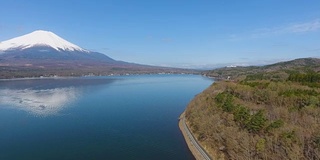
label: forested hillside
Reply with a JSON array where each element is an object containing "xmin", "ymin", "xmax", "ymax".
[{"xmin": 185, "ymin": 58, "xmax": 320, "ymax": 159}]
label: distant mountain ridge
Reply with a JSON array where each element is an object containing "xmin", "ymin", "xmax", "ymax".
[
  {"xmin": 264, "ymin": 58, "xmax": 320, "ymax": 70},
  {"xmin": 204, "ymin": 58, "xmax": 320, "ymax": 80}
]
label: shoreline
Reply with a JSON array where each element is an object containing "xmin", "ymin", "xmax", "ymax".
[
  {"xmin": 0, "ymin": 76, "xmax": 77, "ymax": 81},
  {"xmin": 179, "ymin": 111, "xmax": 212, "ymax": 160},
  {"xmin": 0, "ymin": 73, "xmax": 201, "ymax": 81}
]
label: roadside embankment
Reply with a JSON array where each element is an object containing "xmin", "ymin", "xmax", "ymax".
[{"xmin": 179, "ymin": 112, "xmax": 212, "ymax": 160}]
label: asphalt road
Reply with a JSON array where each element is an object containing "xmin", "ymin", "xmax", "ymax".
[{"xmin": 182, "ymin": 117, "xmax": 212, "ymax": 160}]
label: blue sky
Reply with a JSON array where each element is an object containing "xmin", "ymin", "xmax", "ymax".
[{"xmin": 0, "ymin": 0, "xmax": 320, "ymax": 68}]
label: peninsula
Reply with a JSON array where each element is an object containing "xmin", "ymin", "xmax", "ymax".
[{"xmin": 181, "ymin": 58, "xmax": 320, "ymax": 159}]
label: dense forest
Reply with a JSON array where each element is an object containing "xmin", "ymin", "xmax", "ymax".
[{"xmin": 185, "ymin": 58, "xmax": 320, "ymax": 159}]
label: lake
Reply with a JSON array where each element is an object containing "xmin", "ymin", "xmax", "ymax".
[{"xmin": 0, "ymin": 74, "xmax": 213, "ymax": 160}]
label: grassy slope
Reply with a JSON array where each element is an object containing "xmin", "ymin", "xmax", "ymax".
[{"xmin": 185, "ymin": 58, "xmax": 320, "ymax": 159}]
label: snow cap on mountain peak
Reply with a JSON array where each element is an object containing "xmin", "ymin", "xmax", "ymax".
[{"xmin": 0, "ymin": 30, "xmax": 89, "ymax": 52}]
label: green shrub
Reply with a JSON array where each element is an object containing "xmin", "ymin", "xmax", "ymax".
[
  {"xmin": 245, "ymin": 110, "xmax": 267, "ymax": 133},
  {"xmin": 234, "ymin": 105, "xmax": 250, "ymax": 126},
  {"xmin": 256, "ymin": 138, "xmax": 266, "ymax": 152},
  {"xmin": 266, "ymin": 119, "xmax": 284, "ymax": 132}
]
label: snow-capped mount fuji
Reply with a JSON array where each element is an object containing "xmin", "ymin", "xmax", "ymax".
[
  {"xmin": 0, "ymin": 30, "xmax": 116, "ymax": 63},
  {"xmin": 0, "ymin": 30, "xmax": 185, "ymax": 78},
  {"xmin": 0, "ymin": 30, "xmax": 88, "ymax": 52}
]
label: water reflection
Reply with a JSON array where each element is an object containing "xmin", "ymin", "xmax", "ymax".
[
  {"xmin": 0, "ymin": 77, "xmax": 118, "ymax": 116},
  {"xmin": 0, "ymin": 87, "xmax": 78, "ymax": 116}
]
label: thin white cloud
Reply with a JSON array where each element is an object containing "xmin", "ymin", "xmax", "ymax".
[
  {"xmin": 228, "ymin": 19, "xmax": 320, "ymax": 40},
  {"xmin": 251, "ymin": 19, "xmax": 320, "ymax": 38},
  {"xmin": 287, "ymin": 19, "xmax": 320, "ymax": 33}
]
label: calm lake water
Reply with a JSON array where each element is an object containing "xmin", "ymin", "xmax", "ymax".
[{"xmin": 0, "ymin": 74, "xmax": 213, "ymax": 160}]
